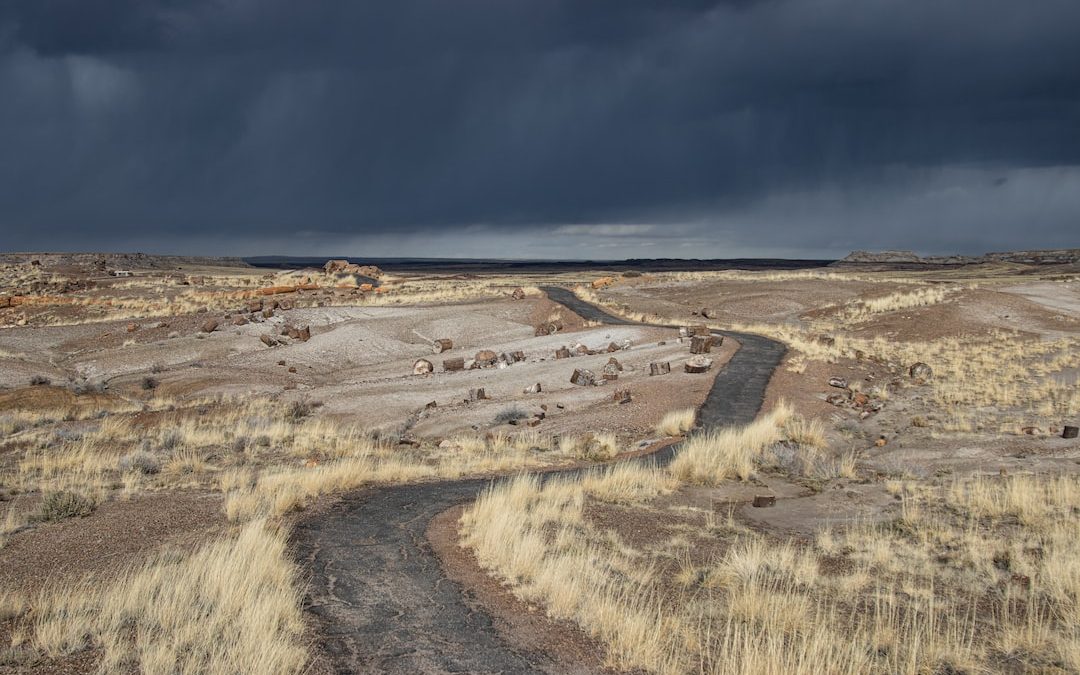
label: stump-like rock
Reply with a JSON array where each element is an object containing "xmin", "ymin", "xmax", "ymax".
[
  {"xmin": 909, "ymin": 362, "xmax": 933, "ymax": 383},
  {"xmin": 413, "ymin": 358, "xmax": 434, "ymax": 375},
  {"xmin": 432, "ymin": 339, "xmax": 453, "ymax": 353},
  {"xmin": 570, "ymin": 369, "xmax": 597, "ymax": 386},
  {"xmin": 684, "ymin": 356, "xmax": 713, "ymax": 373}
]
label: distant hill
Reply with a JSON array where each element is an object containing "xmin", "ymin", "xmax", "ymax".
[
  {"xmin": 244, "ymin": 256, "xmax": 835, "ymax": 273},
  {"xmin": 834, "ymin": 249, "xmax": 1080, "ymax": 267}
]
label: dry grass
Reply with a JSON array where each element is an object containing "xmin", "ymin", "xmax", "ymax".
[
  {"xmin": 656, "ymin": 408, "xmax": 696, "ymax": 437},
  {"xmin": 668, "ymin": 403, "xmax": 792, "ymax": 484},
  {"xmin": 12, "ymin": 520, "xmax": 307, "ymax": 673},
  {"xmin": 462, "ymin": 455, "xmax": 1080, "ymax": 674}
]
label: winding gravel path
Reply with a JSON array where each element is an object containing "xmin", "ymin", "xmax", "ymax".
[{"xmin": 293, "ymin": 288, "xmax": 785, "ymax": 674}]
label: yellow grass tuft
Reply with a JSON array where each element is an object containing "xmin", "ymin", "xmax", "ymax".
[
  {"xmin": 26, "ymin": 520, "xmax": 307, "ymax": 673},
  {"xmin": 655, "ymin": 408, "xmax": 696, "ymax": 437}
]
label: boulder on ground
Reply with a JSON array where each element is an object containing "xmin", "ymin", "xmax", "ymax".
[
  {"xmin": 649, "ymin": 362, "xmax": 671, "ymax": 376},
  {"xmin": 555, "ymin": 346, "xmax": 571, "ymax": 359},
  {"xmin": 260, "ymin": 334, "xmax": 278, "ymax": 347},
  {"xmin": 413, "ymin": 358, "xmax": 434, "ymax": 375},
  {"xmin": 606, "ymin": 342, "xmax": 621, "ymax": 353},
  {"xmin": 825, "ymin": 393, "xmax": 848, "ymax": 406},
  {"xmin": 612, "ymin": 389, "xmax": 632, "ymax": 404},
  {"xmin": 510, "ymin": 287, "xmax": 526, "ymax": 300},
  {"xmin": 474, "ymin": 350, "xmax": 498, "ymax": 368},
  {"xmin": 324, "ymin": 259, "xmax": 350, "ymax": 273},
  {"xmin": 684, "ymin": 356, "xmax": 713, "ymax": 374},
  {"xmin": 570, "ymin": 369, "xmax": 597, "ymax": 386},
  {"xmin": 601, "ymin": 362, "xmax": 620, "ymax": 381},
  {"xmin": 909, "ymin": 362, "xmax": 933, "ymax": 383},
  {"xmin": 828, "ymin": 377, "xmax": 848, "ymax": 389},
  {"xmin": 690, "ymin": 335, "xmax": 712, "ymax": 354},
  {"xmin": 524, "ymin": 382, "xmax": 542, "ymax": 394},
  {"xmin": 534, "ymin": 324, "xmax": 550, "ymax": 336},
  {"xmin": 285, "ymin": 325, "xmax": 311, "ymax": 342},
  {"xmin": 200, "ymin": 319, "xmax": 218, "ymax": 333},
  {"xmin": 232, "ymin": 316, "xmax": 248, "ymax": 326}
]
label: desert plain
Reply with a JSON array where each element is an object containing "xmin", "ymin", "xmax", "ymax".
[{"xmin": 0, "ymin": 251, "xmax": 1078, "ymax": 674}]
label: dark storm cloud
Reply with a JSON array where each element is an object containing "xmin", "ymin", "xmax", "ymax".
[{"xmin": 0, "ymin": 0, "xmax": 1078, "ymax": 256}]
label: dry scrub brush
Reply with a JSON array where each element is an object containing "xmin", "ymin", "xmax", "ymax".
[
  {"xmin": 462, "ymin": 445, "xmax": 1080, "ymax": 673},
  {"xmin": 7, "ymin": 520, "xmax": 307, "ymax": 674}
]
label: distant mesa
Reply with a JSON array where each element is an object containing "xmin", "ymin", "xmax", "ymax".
[{"xmin": 835, "ymin": 248, "xmax": 1080, "ymax": 267}]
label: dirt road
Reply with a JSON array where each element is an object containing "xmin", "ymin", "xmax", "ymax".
[{"xmin": 292, "ymin": 288, "xmax": 785, "ymax": 674}]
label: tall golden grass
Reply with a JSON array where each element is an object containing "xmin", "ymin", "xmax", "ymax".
[{"xmin": 16, "ymin": 520, "xmax": 307, "ymax": 674}]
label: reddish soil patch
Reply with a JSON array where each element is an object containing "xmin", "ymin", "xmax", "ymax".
[{"xmin": 0, "ymin": 491, "xmax": 224, "ymax": 595}]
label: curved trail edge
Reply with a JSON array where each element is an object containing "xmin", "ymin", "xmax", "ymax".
[{"xmin": 293, "ymin": 287, "xmax": 786, "ymax": 674}]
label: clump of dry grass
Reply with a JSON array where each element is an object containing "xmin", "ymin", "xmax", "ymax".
[
  {"xmin": 656, "ymin": 409, "xmax": 696, "ymax": 437},
  {"xmin": 20, "ymin": 519, "xmax": 307, "ymax": 673},
  {"xmin": 463, "ymin": 456, "xmax": 1080, "ymax": 674},
  {"xmin": 668, "ymin": 403, "xmax": 792, "ymax": 484}
]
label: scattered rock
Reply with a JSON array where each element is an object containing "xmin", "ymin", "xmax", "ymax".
[
  {"xmin": 606, "ymin": 342, "xmax": 621, "ymax": 353},
  {"xmin": 413, "ymin": 358, "xmax": 434, "ymax": 375},
  {"xmin": 828, "ymin": 377, "xmax": 848, "ymax": 389},
  {"xmin": 474, "ymin": 350, "xmax": 498, "ymax": 368},
  {"xmin": 612, "ymin": 389, "xmax": 632, "ymax": 404},
  {"xmin": 432, "ymin": 338, "xmax": 453, "ymax": 353},
  {"xmin": 825, "ymin": 393, "xmax": 848, "ymax": 406},
  {"xmin": 442, "ymin": 357, "xmax": 466, "ymax": 372},
  {"xmin": 649, "ymin": 362, "xmax": 671, "ymax": 376},
  {"xmin": 555, "ymin": 346, "xmax": 572, "ymax": 360},
  {"xmin": 875, "ymin": 436, "xmax": 888, "ymax": 447},
  {"xmin": 534, "ymin": 324, "xmax": 551, "ymax": 337},
  {"xmin": 570, "ymin": 369, "xmax": 597, "ymax": 386},
  {"xmin": 852, "ymin": 392, "xmax": 870, "ymax": 407},
  {"xmin": 200, "ymin": 319, "xmax": 218, "ymax": 333},
  {"xmin": 510, "ymin": 287, "xmax": 526, "ymax": 300},
  {"xmin": 684, "ymin": 355, "xmax": 713, "ymax": 373},
  {"xmin": 524, "ymin": 382, "xmax": 542, "ymax": 394},
  {"xmin": 909, "ymin": 362, "xmax": 933, "ymax": 383},
  {"xmin": 288, "ymin": 366, "xmax": 297, "ymax": 373},
  {"xmin": 690, "ymin": 335, "xmax": 713, "ymax": 354},
  {"xmin": 126, "ymin": 322, "xmax": 140, "ymax": 333},
  {"xmin": 260, "ymin": 334, "xmax": 278, "ymax": 348},
  {"xmin": 601, "ymin": 362, "xmax": 620, "ymax": 381},
  {"xmin": 232, "ymin": 316, "xmax": 248, "ymax": 326},
  {"xmin": 752, "ymin": 495, "xmax": 776, "ymax": 508}
]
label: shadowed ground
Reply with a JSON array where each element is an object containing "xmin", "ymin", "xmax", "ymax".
[{"xmin": 292, "ymin": 288, "xmax": 785, "ymax": 674}]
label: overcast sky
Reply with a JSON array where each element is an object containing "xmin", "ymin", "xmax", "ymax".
[{"xmin": 1, "ymin": 0, "xmax": 1078, "ymax": 259}]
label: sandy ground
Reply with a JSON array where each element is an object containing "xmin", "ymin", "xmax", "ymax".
[{"xmin": 0, "ymin": 298, "xmax": 727, "ymax": 438}]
